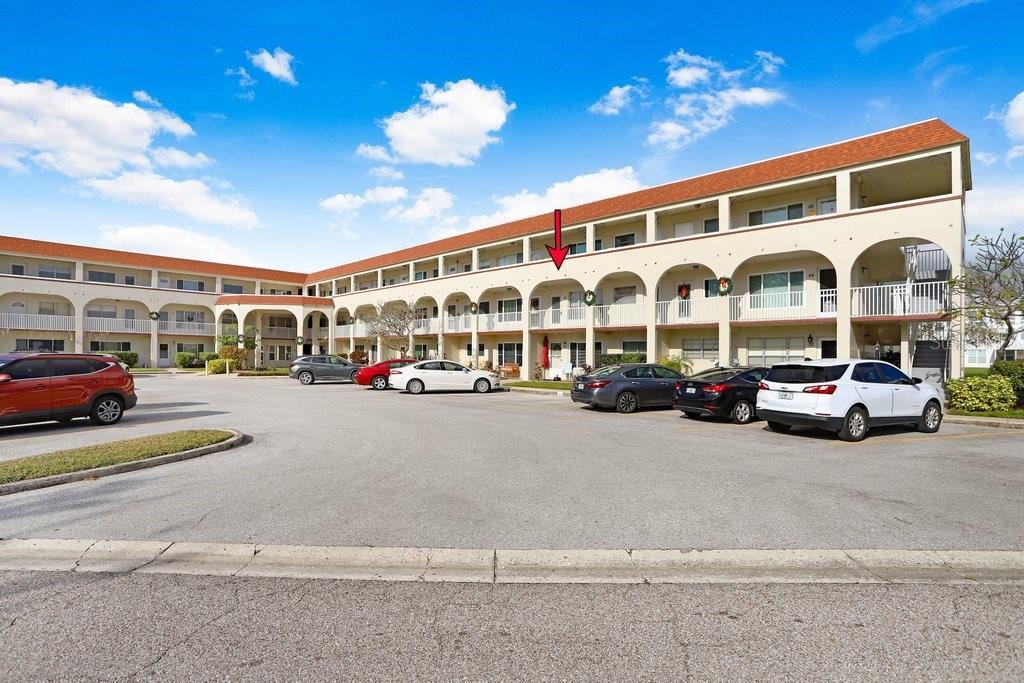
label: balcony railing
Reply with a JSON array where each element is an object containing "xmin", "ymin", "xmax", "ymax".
[
  {"xmin": 594, "ymin": 302, "xmax": 645, "ymax": 327},
  {"xmin": 729, "ymin": 290, "xmax": 837, "ymax": 322},
  {"xmin": 529, "ymin": 305, "xmax": 586, "ymax": 329},
  {"xmin": 444, "ymin": 315, "xmax": 471, "ymax": 333},
  {"xmin": 851, "ymin": 282, "xmax": 949, "ymax": 318},
  {"xmin": 158, "ymin": 321, "xmax": 217, "ymax": 336},
  {"xmin": 655, "ymin": 298, "xmax": 720, "ymax": 325},
  {"xmin": 478, "ymin": 311, "xmax": 522, "ymax": 332},
  {"xmin": 84, "ymin": 317, "xmax": 152, "ymax": 334},
  {"xmin": 412, "ymin": 318, "xmax": 441, "ymax": 334},
  {"xmin": 351, "ymin": 322, "xmax": 369, "ymax": 337},
  {"xmin": 262, "ymin": 326, "xmax": 298, "ymax": 339},
  {"xmin": 0, "ymin": 312, "xmax": 75, "ymax": 332}
]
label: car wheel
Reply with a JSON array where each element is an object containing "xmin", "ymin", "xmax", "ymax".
[
  {"xmin": 299, "ymin": 371, "xmax": 315, "ymax": 385},
  {"xmin": 473, "ymin": 378, "xmax": 491, "ymax": 393},
  {"xmin": 767, "ymin": 421, "xmax": 791, "ymax": 433},
  {"xmin": 616, "ymin": 391, "xmax": 638, "ymax": 414},
  {"xmin": 90, "ymin": 396, "xmax": 124, "ymax": 425},
  {"xmin": 407, "ymin": 379, "xmax": 425, "ymax": 395},
  {"xmin": 730, "ymin": 400, "xmax": 755, "ymax": 425},
  {"xmin": 683, "ymin": 411, "xmax": 701, "ymax": 419},
  {"xmin": 838, "ymin": 406, "xmax": 869, "ymax": 442},
  {"xmin": 371, "ymin": 375, "xmax": 387, "ymax": 391},
  {"xmin": 918, "ymin": 401, "xmax": 942, "ymax": 433}
]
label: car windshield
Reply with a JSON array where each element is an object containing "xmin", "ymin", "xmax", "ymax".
[
  {"xmin": 590, "ymin": 365, "xmax": 621, "ymax": 378},
  {"xmin": 0, "ymin": 356, "xmax": 13, "ymax": 370},
  {"xmin": 766, "ymin": 364, "xmax": 849, "ymax": 383},
  {"xmin": 690, "ymin": 369, "xmax": 737, "ymax": 383}
]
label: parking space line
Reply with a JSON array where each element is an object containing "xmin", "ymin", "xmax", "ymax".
[{"xmin": 826, "ymin": 430, "xmax": 1014, "ymax": 447}]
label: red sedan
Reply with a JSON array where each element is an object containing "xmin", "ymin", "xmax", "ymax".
[{"xmin": 354, "ymin": 358, "xmax": 417, "ymax": 390}]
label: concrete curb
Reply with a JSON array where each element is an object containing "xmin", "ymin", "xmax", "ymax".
[
  {"xmin": 0, "ymin": 430, "xmax": 245, "ymax": 497},
  {"xmin": 505, "ymin": 386, "xmax": 570, "ymax": 397},
  {"xmin": 2, "ymin": 539, "xmax": 1023, "ymax": 585},
  {"xmin": 944, "ymin": 415, "xmax": 1024, "ymax": 430}
]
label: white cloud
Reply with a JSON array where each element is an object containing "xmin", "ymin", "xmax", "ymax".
[
  {"xmin": 1008, "ymin": 145, "xmax": 1024, "ymax": 164},
  {"xmin": 318, "ymin": 185, "xmax": 408, "ymax": 213},
  {"xmin": 467, "ymin": 167, "xmax": 642, "ymax": 229},
  {"xmin": 965, "ymin": 182, "xmax": 1024, "ymax": 234},
  {"xmin": 151, "ymin": 146, "xmax": 214, "ymax": 169},
  {"xmin": 247, "ymin": 47, "xmax": 297, "ymax": 86},
  {"xmin": 589, "ymin": 82, "xmax": 646, "ymax": 116},
  {"xmin": 0, "ymin": 77, "xmax": 193, "ymax": 177},
  {"xmin": 100, "ymin": 225, "xmax": 256, "ymax": 264},
  {"xmin": 604, "ymin": 49, "xmax": 789, "ymax": 151},
  {"xmin": 362, "ymin": 79, "xmax": 515, "ymax": 166},
  {"xmin": 855, "ymin": 0, "xmax": 984, "ymax": 52},
  {"xmin": 225, "ymin": 66, "xmax": 256, "ymax": 87},
  {"xmin": 369, "ymin": 165, "xmax": 404, "ymax": 180},
  {"xmin": 386, "ymin": 187, "xmax": 454, "ymax": 223},
  {"xmin": 995, "ymin": 91, "xmax": 1024, "ymax": 142},
  {"xmin": 973, "ymin": 151, "xmax": 998, "ymax": 166},
  {"xmin": 327, "ymin": 221, "xmax": 360, "ymax": 241},
  {"xmin": 82, "ymin": 171, "xmax": 259, "ymax": 229},
  {"xmin": 132, "ymin": 90, "xmax": 161, "ymax": 107}
]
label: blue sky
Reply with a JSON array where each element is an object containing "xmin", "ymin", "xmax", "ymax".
[{"xmin": 1, "ymin": 1, "xmax": 1022, "ymax": 272}]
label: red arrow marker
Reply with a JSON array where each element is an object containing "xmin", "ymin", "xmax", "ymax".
[{"xmin": 545, "ymin": 208, "xmax": 570, "ymax": 270}]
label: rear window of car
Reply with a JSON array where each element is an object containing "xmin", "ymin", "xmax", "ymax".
[
  {"xmin": 691, "ymin": 369, "xmax": 737, "ymax": 383},
  {"xmin": 766, "ymin": 364, "xmax": 849, "ymax": 383},
  {"xmin": 591, "ymin": 365, "xmax": 621, "ymax": 378}
]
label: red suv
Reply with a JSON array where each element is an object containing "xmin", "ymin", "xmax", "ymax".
[
  {"xmin": 354, "ymin": 358, "xmax": 417, "ymax": 390},
  {"xmin": 0, "ymin": 352, "xmax": 137, "ymax": 427}
]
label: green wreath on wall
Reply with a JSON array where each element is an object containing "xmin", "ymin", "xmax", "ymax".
[
  {"xmin": 717, "ymin": 276, "xmax": 734, "ymax": 296},
  {"xmin": 583, "ymin": 290, "xmax": 597, "ymax": 306}
]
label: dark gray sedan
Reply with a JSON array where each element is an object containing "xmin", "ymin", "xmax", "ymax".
[
  {"xmin": 288, "ymin": 355, "xmax": 360, "ymax": 385},
  {"xmin": 570, "ymin": 363, "xmax": 683, "ymax": 413}
]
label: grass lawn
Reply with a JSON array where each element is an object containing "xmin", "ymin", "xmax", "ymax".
[
  {"xmin": 238, "ymin": 368, "xmax": 290, "ymax": 376},
  {"xmin": 506, "ymin": 380, "xmax": 575, "ymax": 390},
  {"xmin": 130, "ymin": 367, "xmax": 205, "ymax": 374},
  {"xmin": 949, "ymin": 408, "xmax": 1024, "ymax": 419},
  {"xmin": 0, "ymin": 429, "xmax": 234, "ymax": 485},
  {"xmin": 964, "ymin": 367, "xmax": 991, "ymax": 377}
]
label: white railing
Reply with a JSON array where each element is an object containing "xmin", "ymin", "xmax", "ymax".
[
  {"xmin": 851, "ymin": 282, "xmax": 949, "ymax": 318},
  {"xmin": 0, "ymin": 312, "xmax": 75, "ymax": 332},
  {"xmin": 529, "ymin": 305, "xmax": 586, "ymax": 329},
  {"xmin": 220, "ymin": 324, "xmax": 239, "ymax": 336},
  {"xmin": 478, "ymin": 311, "xmax": 522, "ymax": 332},
  {"xmin": 412, "ymin": 318, "xmax": 441, "ymax": 334},
  {"xmin": 84, "ymin": 317, "xmax": 151, "ymax": 334},
  {"xmin": 261, "ymin": 326, "xmax": 298, "ymax": 339},
  {"xmin": 351, "ymin": 322, "xmax": 369, "ymax": 337},
  {"xmin": 444, "ymin": 315, "xmax": 471, "ymax": 333},
  {"xmin": 594, "ymin": 303, "xmax": 645, "ymax": 327},
  {"xmin": 335, "ymin": 324, "xmax": 353, "ymax": 338},
  {"xmin": 819, "ymin": 289, "xmax": 838, "ymax": 315},
  {"xmin": 729, "ymin": 290, "xmax": 828, "ymax": 322},
  {"xmin": 158, "ymin": 321, "xmax": 217, "ymax": 336},
  {"xmin": 655, "ymin": 298, "xmax": 720, "ymax": 325}
]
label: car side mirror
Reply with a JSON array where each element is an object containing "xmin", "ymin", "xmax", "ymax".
[
  {"xmin": 913, "ymin": 377, "xmax": 923, "ymax": 385},
  {"xmin": 0, "ymin": 374, "xmax": 10, "ymax": 383}
]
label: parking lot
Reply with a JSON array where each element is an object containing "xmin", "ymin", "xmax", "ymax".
[{"xmin": 1, "ymin": 373, "xmax": 1022, "ymax": 550}]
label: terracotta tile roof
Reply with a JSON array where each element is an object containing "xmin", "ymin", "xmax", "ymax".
[
  {"xmin": 0, "ymin": 234, "xmax": 306, "ymax": 283},
  {"xmin": 215, "ymin": 295, "xmax": 333, "ymax": 307},
  {"xmin": 305, "ymin": 118, "xmax": 968, "ymax": 283}
]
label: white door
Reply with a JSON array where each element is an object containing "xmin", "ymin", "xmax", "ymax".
[
  {"xmin": 442, "ymin": 361, "xmax": 471, "ymax": 388},
  {"xmin": 851, "ymin": 363, "xmax": 893, "ymax": 418},
  {"xmin": 879, "ymin": 363, "xmax": 924, "ymax": 416}
]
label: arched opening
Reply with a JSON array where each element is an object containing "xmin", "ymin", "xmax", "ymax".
[
  {"xmin": 477, "ymin": 285, "xmax": 524, "ymax": 372},
  {"xmin": 82, "ymin": 297, "xmax": 153, "ymax": 365},
  {"xmin": 0, "ymin": 293, "xmax": 75, "ymax": 354},
  {"xmin": 654, "ymin": 263, "xmax": 720, "ymax": 371},
  {"xmin": 243, "ymin": 309, "xmax": 299, "ymax": 368},
  {"xmin": 301, "ymin": 311, "xmax": 332, "ymax": 355},
  {"xmin": 158, "ymin": 304, "xmax": 216, "ymax": 368},
  {"xmin": 352, "ymin": 304, "xmax": 379, "ymax": 363},
  {"xmin": 850, "ymin": 237, "xmax": 953, "ymax": 378},
  {"xmin": 593, "ymin": 271, "xmax": 647, "ymax": 363},
  {"xmin": 527, "ymin": 278, "xmax": 587, "ymax": 380}
]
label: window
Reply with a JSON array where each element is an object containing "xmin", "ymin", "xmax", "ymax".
[
  {"xmin": 703, "ymin": 279, "xmax": 719, "ymax": 298},
  {"xmin": 222, "ymin": 283, "xmax": 243, "ymax": 294},
  {"xmin": 90, "ymin": 340, "xmax": 132, "ymax": 352},
  {"xmin": 652, "ymin": 366, "xmax": 681, "ymax": 379},
  {"xmin": 569, "ymin": 342, "xmax": 586, "ymax": 367},
  {"xmin": 11, "ymin": 264, "xmax": 24, "ymax": 276},
  {"xmin": 613, "ymin": 233, "xmax": 636, "ymax": 248},
  {"xmin": 748, "ymin": 203, "xmax": 803, "ymax": 226},
  {"xmin": 442, "ymin": 361, "xmax": 464, "ymax": 371},
  {"xmin": 682, "ymin": 338, "xmax": 719, "ymax": 360},
  {"xmin": 497, "ymin": 299, "xmax": 522, "ymax": 314},
  {"xmin": 413, "ymin": 344, "xmax": 428, "ymax": 360},
  {"xmin": 38, "ymin": 301, "xmax": 60, "ymax": 316},
  {"xmin": 622, "ymin": 341, "xmax": 647, "ymax": 355},
  {"xmin": 496, "ymin": 253, "xmax": 523, "ymax": 267},
  {"xmin": 87, "ymin": 270, "xmax": 116, "ymax": 283},
  {"xmin": 86, "ymin": 305, "xmax": 117, "ymax": 319},
  {"xmin": 497, "ymin": 343, "xmax": 523, "ymax": 366},
  {"xmin": 465, "ymin": 343, "xmax": 485, "ymax": 356},
  {"xmin": 568, "ymin": 241, "xmax": 586, "ymax": 255},
  {"xmin": 123, "ymin": 308, "xmax": 135, "ymax": 320},
  {"xmin": 747, "ymin": 337, "xmax": 805, "ymax": 366},
  {"xmin": 414, "ymin": 271, "xmax": 427, "ymax": 281},
  {"xmin": 738, "ymin": 369, "xmax": 767, "ymax": 383},
  {"xmin": 703, "ymin": 218, "xmax": 719, "ymax": 233},
  {"xmin": 176, "ymin": 310, "xmax": 206, "ymax": 323},
  {"xmin": 767, "ymin": 364, "xmax": 849, "ymax": 383},
  {"xmin": 176, "ymin": 279, "xmax": 205, "ymax": 292},
  {"xmin": 15, "ymin": 339, "xmax": 65, "ymax": 351},
  {"xmin": 124, "ymin": 275, "xmax": 136, "ymax": 286},
  {"xmin": 623, "ymin": 366, "xmax": 653, "ymax": 379},
  {"xmin": 175, "ymin": 343, "xmax": 206, "ymax": 355},
  {"xmin": 852, "ymin": 363, "xmax": 884, "ymax": 383},
  {"xmin": 594, "ymin": 238, "xmax": 604, "ymax": 251},
  {"xmin": 478, "ymin": 259, "xmax": 492, "ymax": 269},
  {"xmin": 749, "ymin": 271, "xmax": 804, "ymax": 307},
  {"xmin": 39, "ymin": 264, "xmax": 72, "ymax": 279},
  {"xmin": 818, "ymin": 198, "xmax": 837, "ymax": 215},
  {"xmin": 52, "ymin": 358, "xmax": 103, "ymax": 376},
  {"xmin": 613, "ymin": 286, "xmax": 637, "ymax": 304},
  {"xmin": 965, "ymin": 349, "xmax": 989, "ymax": 365},
  {"xmin": 878, "ymin": 363, "xmax": 912, "ymax": 385},
  {"xmin": 5, "ymin": 359, "xmax": 50, "ymax": 380}
]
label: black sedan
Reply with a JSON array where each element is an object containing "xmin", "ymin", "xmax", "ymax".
[
  {"xmin": 672, "ymin": 366, "xmax": 769, "ymax": 424},
  {"xmin": 288, "ymin": 354, "xmax": 360, "ymax": 385},
  {"xmin": 570, "ymin": 363, "xmax": 683, "ymax": 413}
]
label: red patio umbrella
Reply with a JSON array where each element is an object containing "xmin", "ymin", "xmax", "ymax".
[{"xmin": 540, "ymin": 335, "xmax": 550, "ymax": 369}]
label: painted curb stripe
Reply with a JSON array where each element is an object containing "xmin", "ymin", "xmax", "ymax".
[{"xmin": 1, "ymin": 539, "xmax": 1023, "ymax": 585}]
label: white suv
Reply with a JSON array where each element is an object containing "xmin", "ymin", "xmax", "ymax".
[{"xmin": 756, "ymin": 359, "xmax": 943, "ymax": 442}]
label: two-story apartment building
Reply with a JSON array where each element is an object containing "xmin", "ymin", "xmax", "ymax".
[{"xmin": 0, "ymin": 119, "xmax": 970, "ymax": 378}]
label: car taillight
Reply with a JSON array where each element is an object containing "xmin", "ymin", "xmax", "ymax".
[
  {"xmin": 803, "ymin": 384, "xmax": 837, "ymax": 394},
  {"xmin": 705, "ymin": 383, "xmax": 727, "ymax": 394},
  {"xmin": 587, "ymin": 380, "xmax": 611, "ymax": 389},
  {"xmin": 674, "ymin": 381, "xmax": 682, "ymax": 390},
  {"xmin": 758, "ymin": 381, "xmax": 769, "ymax": 390}
]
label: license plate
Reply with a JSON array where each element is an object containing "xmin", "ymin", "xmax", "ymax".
[
  {"xmin": 685, "ymin": 387, "xmax": 696, "ymax": 394},
  {"xmin": 778, "ymin": 390, "xmax": 793, "ymax": 400},
  {"xmin": 576, "ymin": 383, "xmax": 584, "ymax": 390}
]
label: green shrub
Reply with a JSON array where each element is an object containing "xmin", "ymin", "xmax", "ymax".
[
  {"xmin": 657, "ymin": 354, "xmax": 693, "ymax": 374},
  {"xmin": 206, "ymin": 358, "xmax": 229, "ymax": 374},
  {"xmin": 990, "ymin": 360, "xmax": 1024, "ymax": 406},
  {"xmin": 946, "ymin": 375, "xmax": 1016, "ymax": 412},
  {"xmin": 109, "ymin": 351, "xmax": 139, "ymax": 368},
  {"xmin": 199, "ymin": 352, "xmax": 219, "ymax": 363},
  {"xmin": 598, "ymin": 353, "xmax": 646, "ymax": 366},
  {"xmin": 350, "ymin": 350, "xmax": 368, "ymax": 364},
  {"xmin": 218, "ymin": 345, "xmax": 247, "ymax": 369},
  {"xmin": 175, "ymin": 351, "xmax": 198, "ymax": 368}
]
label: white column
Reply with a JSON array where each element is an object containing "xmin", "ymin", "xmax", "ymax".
[
  {"xmin": 328, "ymin": 315, "xmax": 336, "ymax": 354},
  {"xmin": 586, "ymin": 223, "xmax": 595, "ymax": 253},
  {"xmin": 215, "ymin": 276, "xmax": 223, "ymax": 294},
  {"xmin": 151, "ymin": 269, "xmax": 159, "ymax": 288},
  {"xmin": 471, "ymin": 312, "xmax": 480, "ymax": 368},
  {"xmin": 585, "ymin": 304, "xmax": 595, "ymax": 368},
  {"xmin": 717, "ymin": 196, "xmax": 731, "ymax": 231},
  {"xmin": 645, "ymin": 211, "xmax": 657, "ymax": 243},
  {"xmin": 375, "ymin": 335, "xmax": 383, "ymax": 363},
  {"xmin": 436, "ymin": 331, "xmax": 443, "ymax": 359},
  {"xmin": 645, "ymin": 293, "xmax": 658, "ymax": 363},
  {"xmin": 407, "ymin": 331, "xmax": 414, "ymax": 358},
  {"xmin": 950, "ymin": 148, "xmax": 963, "ymax": 196},
  {"xmin": 836, "ymin": 171, "xmax": 852, "ymax": 213},
  {"xmin": 521, "ymin": 313, "xmax": 531, "ymax": 379},
  {"xmin": 471, "ymin": 249, "xmax": 480, "ymax": 271},
  {"xmin": 149, "ymin": 328, "xmax": 159, "ymax": 368},
  {"xmin": 376, "ymin": 270, "xmax": 383, "ymax": 288},
  {"xmin": 900, "ymin": 323, "xmax": 911, "ymax": 374},
  {"xmin": 836, "ymin": 264, "xmax": 854, "ymax": 359},
  {"xmin": 74, "ymin": 314, "xmax": 85, "ymax": 353},
  {"xmin": 409, "ymin": 263, "xmax": 415, "ymax": 282},
  {"xmin": 717, "ymin": 294, "xmax": 731, "ymax": 366},
  {"xmin": 436, "ymin": 256, "xmax": 443, "ymax": 278},
  {"xmin": 521, "ymin": 237, "xmax": 530, "ymax": 262},
  {"xmin": 255, "ymin": 280, "xmax": 262, "ymax": 295},
  {"xmin": 74, "ymin": 260, "xmax": 84, "ymax": 281}
]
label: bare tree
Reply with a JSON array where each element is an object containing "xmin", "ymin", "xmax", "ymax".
[
  {"xmin": 948, "ymin": 230, "xmax": 1024, "ymax": 353},
  {"xmin": 364, "ymin": 300, "xmax": 418, "ymax": 353}
]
